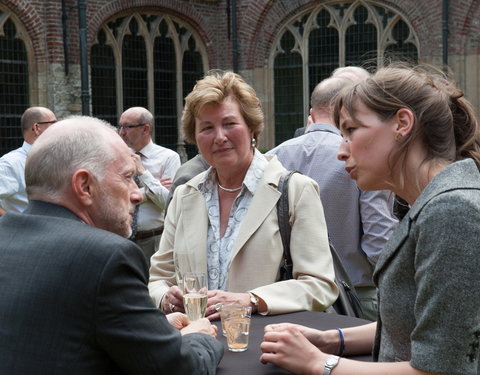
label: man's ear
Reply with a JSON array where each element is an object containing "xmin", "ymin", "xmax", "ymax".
[
  {"xmin": 309, "ymin": 107, "xmax": 315, "ymax": 123},
  {"xmin": 32, "ymin": 123, "xmax": 42, "ymax": 137},
  {"xmin": 143, "ymin": 123, "xmax": 152, "ymax": 135},
  {"xmin": 395, "ymin": 108, "xmax": 414, "ymax": 137},
  {"xmin": 71, "ymin": 169, "xmax": 96, "ymax": 206}
]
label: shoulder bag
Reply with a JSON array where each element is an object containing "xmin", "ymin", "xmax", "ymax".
[{"xmin": 276, "ymin": 170, "xmax": 364, "ymax": 319}]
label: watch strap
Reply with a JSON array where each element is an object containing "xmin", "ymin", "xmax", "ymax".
[
  {"xmin": 323, "ymin": 355, "xmax": 340, "ymax": 375},
  {"xmin": 248, "ymin": 292, "xmax": 259, "ymax": 311}
]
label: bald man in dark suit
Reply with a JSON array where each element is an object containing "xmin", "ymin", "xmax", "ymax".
[{"xmin": 0, "ymin": 116, "xmax": 223, "ymax": 374}]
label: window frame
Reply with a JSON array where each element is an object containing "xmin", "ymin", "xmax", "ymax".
[
  {"xmin": 269, "ymin": 0, "xmax": 419, "ymax": 144},
  {"xmin": 90, "ymin": 12, "xmax": 209, "ymax": 155}
]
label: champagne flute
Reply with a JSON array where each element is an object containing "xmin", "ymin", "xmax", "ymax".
[
  {"xmin": 174, "ymin": 251, "xmax": 195, "ymax": 293},
  {"xmin": 183, "ymin": 272, "xmax": 208, "ymax": 321}
]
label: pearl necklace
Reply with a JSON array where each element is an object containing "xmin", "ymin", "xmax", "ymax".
[{"xmin": 218, "ymin": 183, "xmax": 242, "ymax": 193}]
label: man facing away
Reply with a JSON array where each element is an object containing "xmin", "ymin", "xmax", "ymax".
[
  {"xmin": 0, "ymin": 116, "xmax": 223, "ymax": 374},
  {"xmin": 0, "ymin": 106, "xmax": 56, "ymax": 216},
  {"xmin": 268, "ymin": 74, "xmax": 398, "ymax": 321},
  {"xmin": 118, "ymin": 107, "xmax": 181, "ymax": 265}
]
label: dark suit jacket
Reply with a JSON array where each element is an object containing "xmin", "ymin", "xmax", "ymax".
[
  {"xmin": 0, "ymin": 200, "xmax": 223, "ymax": 374},
  {"xmin": 166, "ymin": 154, "xmax": 210, "ymax": 213},
  {"xmin": 293, "ymin": 127, "xmax": 306, "ymax": 138}
]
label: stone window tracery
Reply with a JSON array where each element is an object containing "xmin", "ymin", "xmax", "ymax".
[
  {"xmin": 271, "ymin": 0, "xmax": 419, "ymax": 144},
  {"xmin": 91, "ymin": 12, "xmax": 207, "ymax": 155}
]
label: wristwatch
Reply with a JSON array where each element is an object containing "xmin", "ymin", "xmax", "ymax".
[
  {"xmin": 248, "ymin": 292, "xmax": 259, "ymax": 311},
  {"xmin": 323, "ymin": 355, "xmax": 340, "ymax": 375}
]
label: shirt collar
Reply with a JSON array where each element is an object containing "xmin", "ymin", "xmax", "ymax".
[
  {"xmin": 137, "ymin": 140, "xmax": 154, "ymax": 159},
  {"xmin": 22, "ymin": 141, "xmax": 32, "ymax": 153},
  {"xmin": 198, "ymin": 149, "xmax": 268, "ymax": 195},
  {"xmin": 306, "ymin": 122, "xmax": 341, "ymax": 135}
]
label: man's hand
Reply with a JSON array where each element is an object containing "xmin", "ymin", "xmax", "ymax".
[
  {"xmin": 160, "ymin": 177, "xmax": 173, "ymax": 190},
  {"xmin": 131, "ymin": 153, "xmax": 146, "ymax": 175},
  {"xmin": 166, "ymin": 312, "xmax": 190, "ymax": 330},
  {"xmin": 181, "ymin": 318, "xmax": 218, "ymax": 338}
]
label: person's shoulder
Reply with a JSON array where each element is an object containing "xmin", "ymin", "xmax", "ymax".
[
  {"xmin": 150, "ymin": 142, "xmax": 178, "ymax": 154},
  {"xmin": 411, "ymin": 160, "xmax": 480, "ymax": 219},
  {"xmin": 288, "ymin": 170, "xmax": 318, "ymax": 187},
  {"xmin": 0, "ymin": 146, "xmax": 25, "ymax": 165},
  {"xmin": 268, "ymin": 136, "xmax": 306, "ymax": 153},
  {"xmin": 266, "ymin": 159, "xmax": 318, "ymax": 190}
]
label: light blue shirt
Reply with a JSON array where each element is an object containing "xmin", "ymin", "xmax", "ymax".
[
  {"xmin": 268, "ymin": 123, "xmax": 398, "ymax": 286},
  {"xmin": 198, "ymin": 150, "xmax": 268, "ymax": 290},
  {"xmin": 0, "ymin": 141, "xmax": 31, "ymax": 213}
]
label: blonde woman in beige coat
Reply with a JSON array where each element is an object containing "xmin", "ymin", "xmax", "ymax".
[{"xmin": 149, "ymin": 70, "xmax": 337, "ymax": 319}]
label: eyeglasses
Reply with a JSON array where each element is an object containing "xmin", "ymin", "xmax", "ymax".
[
  {"xmin": 37, "ymin": 120, "xmax": 57, "ymax": 125},
  {"xmin": 117, "ymin": 123, "xmax": 146, "ymax": 130}
]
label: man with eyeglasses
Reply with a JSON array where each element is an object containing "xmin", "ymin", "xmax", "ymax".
[
  {"xmin": 0, "ymin": 106, "xmax": 57, "ymax": 216},
  {"xmin": 118, "ymin": 107, "xmax": 181, "ymax": 265}
]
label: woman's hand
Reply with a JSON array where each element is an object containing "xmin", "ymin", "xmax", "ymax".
[
  {"xmin": 260, "ymin": 326, "xmax": 326, "ymax": 375},
  {"xmin": 161, "ymin": 285, "xmax": 185, "ymax": 314},
  {"xmin": 204, "ymin": 290, "xmax": 252, "ymax": 320},
  {"xmin": 264, "ymin": 323, "xmax": 339, "ymax": 354}
]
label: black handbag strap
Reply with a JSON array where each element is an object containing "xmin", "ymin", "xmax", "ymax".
[
  {"xmin": 277, "ymin": 170, "xmax": 297, "ymax": 275},
  {"xmin": 276, "ymin": 169, "xmax": 364, "ymax": 318}
]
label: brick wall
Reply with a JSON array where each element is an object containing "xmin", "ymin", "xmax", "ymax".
[{"xmin": 1, "ymin": 0, "xmax": 480, "ymax": 125}]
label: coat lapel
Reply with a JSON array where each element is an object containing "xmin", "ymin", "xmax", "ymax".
[
  {"xmin": 231, "ymin": 156, "xmax": 284, "ymax": 260},
  {"xmin": 373, "ymin": 159, "xmax": 480, "ymax": 284},
  {"xmin": 180, "ymin": 189, "xmax": 209, "ymax": 273},
  {"xmin": 231, "ymin": 182, "xmax": 280, "ymax": 259},
  {"xmin": 373, "ymin": 216, "xmax": 411, "ymax": 284}
]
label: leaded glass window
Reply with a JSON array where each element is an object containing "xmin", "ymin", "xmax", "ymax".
[
  {"xmin": 122, "ymin": 18, "xmax": 148, "ymax": 109},
  {"xmin": 182, "ymin": 34, "xmax": 204, "ymax": 158},
  {"xmin": 91, "ymin": 29, "xmax": 116, "ymax": 126},
  {"xmin": 271, "ymin": 0, "xmax": 419, "ymax": 145},
  {"xmin": 274, "ymin": 31, "xmax": 303, "ymax": 143},
  {"xmin": 153, "ymin": 19, "xmax": 177, "ymax": 155},
  {"xmin": 0, "ymin": 12, "xmax": 29, "ymax": 156},
  {"xmin": 345, "ymin": 5, "xmax": 377, "ymax": 66},
  {"xmin": 309, "ymin": 10, "xmax": 339, "ymax": 94},
  {"xmin": 91, "ymin": 13, "xmax": 207, "ymax": 154}
]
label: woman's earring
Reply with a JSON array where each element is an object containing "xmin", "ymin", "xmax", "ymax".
[
  {"xmin": 251, "ymin": 138, "xmax": 257, "ymax": 149},
  {"xmin": 395, "ymin": 132, "xmax": 403, "ymax": 141}
]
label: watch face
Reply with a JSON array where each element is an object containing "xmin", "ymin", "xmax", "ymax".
[{"xmin": 326, "ymin": 356, "xmax": 339, "ymax": 366}]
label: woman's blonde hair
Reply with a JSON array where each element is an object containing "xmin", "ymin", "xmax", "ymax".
[
  {"xmin": 181, "ymin": 70, "xmax": 264, "ymax": 145},
  {"xmin": 333, "ymin": 63, "xmax": 480, "ymax": 184}
]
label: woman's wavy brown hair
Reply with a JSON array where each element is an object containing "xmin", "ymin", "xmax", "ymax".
[{"xmin": 181, "ymin": 70, "xmax": 264, "ymax": 145}]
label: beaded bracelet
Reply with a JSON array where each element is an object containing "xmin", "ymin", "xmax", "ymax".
[{"xmin": 336, "ymin": 328, "xmax": 345, "ymax": 356}]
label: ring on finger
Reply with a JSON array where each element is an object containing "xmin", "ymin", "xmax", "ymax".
[{"xmin": 169, "ymin": 303, "xmax": 175, "ymax": 313}]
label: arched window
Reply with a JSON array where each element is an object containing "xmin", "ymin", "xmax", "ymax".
[
  {"xmin": 273, "ymin": 31, "xmax": 303, "ymax": 143},
  {"xmin": 271, "ymin": 1, "xmax": 419, "ymax": 144},
  {"xmin": 0, "ymin": 10, "xmax": 29, "ymax": 156},
  {"xmin": 91, "ymin": 13, "xmax": 208, "ymax": 156},
  {"xmin": 91, "ymin": 29, "xmax": 116, "ymax": 126}
]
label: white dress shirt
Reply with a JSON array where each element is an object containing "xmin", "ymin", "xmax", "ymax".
[
  {"xmin": 136, "ymin": 141, "xmax": 181, "ymax": 231},
  {"xmin": 0, "ymin": 141, "xmax": 31, "ymax": 213}
]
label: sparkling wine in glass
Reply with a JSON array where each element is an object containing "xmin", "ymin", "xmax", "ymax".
[{"xmin": 183, "ymin": 272, "xmax": 208, "ymax": 321}]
